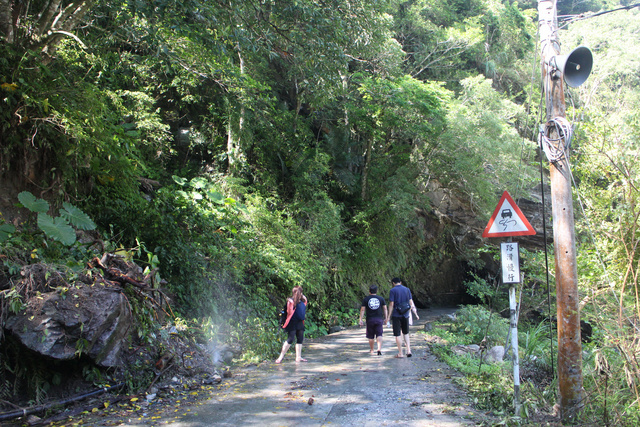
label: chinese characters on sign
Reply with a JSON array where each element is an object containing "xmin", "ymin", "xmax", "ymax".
[{"xmin": 501, "ymin": 242, "xmax": 521, "ymax": 284}]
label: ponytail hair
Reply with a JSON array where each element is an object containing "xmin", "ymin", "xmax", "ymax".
[{"xmin": 292, "ymin": 285, "xmax": 303, "ymax": 306}]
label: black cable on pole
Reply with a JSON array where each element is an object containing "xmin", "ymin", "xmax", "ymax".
[
  {"xmin": 538, "ymin": 124, "xmax": 556, "ymax": 384},
  {"xmin": 559, "ymin": 3, "xmax": 640, "ymax": 28},
  {"xmin": 534, "ymin": 19, "xmax": 557, "ymax": 386}
]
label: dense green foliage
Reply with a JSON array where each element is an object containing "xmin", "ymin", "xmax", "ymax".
[
  {"xmin": 563, "ymin": 8, "xmax": 640, "ymax": 425},
  {"xmin": 2, "ymin": 0, "xmax": 640, "ymax": 424},
  {"xmin": 0, "ymin": 0, "xmax": 538, "ymax": 317}
]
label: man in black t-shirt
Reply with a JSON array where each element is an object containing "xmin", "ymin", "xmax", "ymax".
[{"xmin": 359, "ymin": 285, "xmax": 388, "ymax": 355}]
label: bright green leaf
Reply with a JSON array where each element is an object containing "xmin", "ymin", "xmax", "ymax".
[
  {"xmin": 172, "ymin": 175, "xmax": 187, "ymax": 186},
  {"xmin": 190, "ymin": 177, "xmax": 208, "ymax": 189},
  {"xmin": 207, "ymin": 191, "xmax": 225, "ymax": 204},
  {"xmin": 37, "ymin": 213, "xmax": 76, "ymax": 245},
  {"xmin": 60, "ymin": 203, "xmax": 97, "ymax": 230},
  {"xmin": 18, "ymin": 191, "xmax": 49, "ymax": 213}
]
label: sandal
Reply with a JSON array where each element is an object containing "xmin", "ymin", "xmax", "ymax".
[
  {"xmin": 296, "ymin": 358, "xmax": 308, "ymax": 363},
  {"xmin": 377, "ymin": 351, "xmax": 382, "ymax": 356},
  {"xmin": 395, "ymin": 354, "xmax": 403, "ymax": 358},
  {"xmin": 407, "ymin": 353, "xmax": 412, "ymax": 358}
]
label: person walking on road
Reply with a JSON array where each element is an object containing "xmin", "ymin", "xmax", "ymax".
[
  {"xmin": 276, "ymin": 285, "xmax": 308, "ymax": 364},
  {"xmin": 386, "ymin": 278, "xmax": 419, "ymax": 358},
  {"xmin": 359, "ymin": 285, "xmax": 388, "ymax": 355}
]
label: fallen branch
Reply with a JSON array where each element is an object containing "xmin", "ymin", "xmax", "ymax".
[
  {"xmin": 146, "ymin": 360, "xmax": 175, "ymax": 394},
  {"xmin": 0, "ymin": 383, "xmax": 124, "ymax": 423},
  {"xmin": 89, "ymin": 254, "xmax": 174, "ymax": 318}
]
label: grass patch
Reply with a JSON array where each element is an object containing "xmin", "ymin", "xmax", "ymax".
[{"xmin": 422, "ymin": 305, "xmax": 557, "ymax": 424}]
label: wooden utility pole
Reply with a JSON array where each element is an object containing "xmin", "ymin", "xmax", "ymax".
[{"xmin": 538, "ymin": 0, "xmax": 584, "ymax": 422}]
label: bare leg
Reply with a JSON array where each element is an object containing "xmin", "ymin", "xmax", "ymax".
[
  {"xmin": 368, "ymin": 339, "xmax": 375, "ymax": 353},
  {"xmin": 275, "ymin": 342, "xmax": 290, "ymax": 363},
  {"xmin": 395, "ymin": 335, "xmax": 403, "ymax": 357},
  {"xmin": 404, "ymin": 333, "xmax": 412, "ymax": 356},
  {"xmin": 295, "ymin": 344, "xmax": 306, "ymax": 362},
  {"xmin": 376, "ymin": 336, "xmax": 383, "ymax": 353}
]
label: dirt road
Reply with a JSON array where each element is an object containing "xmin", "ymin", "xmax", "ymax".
[{"xmin": 78, "ymin": 307, "xmax": 485, "ymax": 427}]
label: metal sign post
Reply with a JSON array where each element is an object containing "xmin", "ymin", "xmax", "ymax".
[
  {"xmin": 502, "ymin": 241, "xmax": 521, "ymax": 416},
  {"xmin": 485, "ymin": 193, "xmax": 534, "ymax": 417}
]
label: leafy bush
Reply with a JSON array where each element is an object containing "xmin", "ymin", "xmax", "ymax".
[
  {"xmin": 303, "ymin": 317, "xmax": 329, "ymax": 338},
  {"xmin": 463, "ymin": 272, "xmax": 497, "ymax": 305},
  {"xmin": 579, "ymin": 344, "xmax": 640, "ymax": 426},
  {"xmin": 427, "ymin": 312, "xmax": 556, "ymax": 421},
  {"xmin": 451, "ymin": 305, "xmax": 509, "ymax": 346},
  {"xmin": 521, "ymin": 321, "xmax": 554, "ymax": 372},
  {"xmin": 230, "ymin": 317, "xmax": 283, "ymax": 364}
]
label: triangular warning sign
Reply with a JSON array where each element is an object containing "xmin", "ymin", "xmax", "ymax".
[{"xmin": 482, "ymin": 191, "xmax": 536, "ymax": 238}]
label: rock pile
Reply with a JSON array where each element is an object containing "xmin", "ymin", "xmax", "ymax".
[{"xmin": 2, "ymin": 253, "xmax": 170, "ymax": 367}]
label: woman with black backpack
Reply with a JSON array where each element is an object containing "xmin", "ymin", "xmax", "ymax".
[{"xmin": 275, "ymin": 285, "xmax": 308, "ymax": 363}]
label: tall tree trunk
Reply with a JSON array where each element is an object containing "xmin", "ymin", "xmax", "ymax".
[
  {"xmin": 227, "ymin": 46, "xmax": 245, "ymax": 175},
  {"xmin": 1, "ymin": 0, "xmax": 94, "ymax": 52},
  {"xmin": 361, "ymin": 138, "xmax": 373, "ymax": 201},
  {"xmin": 36, "ymin": 0, "xmax": 63, "ymax": 37},
  {"xmin": 0, "ymin": 0, "xmax": 15, "ymax": 43}
]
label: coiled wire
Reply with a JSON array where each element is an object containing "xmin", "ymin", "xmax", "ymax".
[{"xmin": 539, "ymin": 116, "xmax": 573, "ymax": 164}]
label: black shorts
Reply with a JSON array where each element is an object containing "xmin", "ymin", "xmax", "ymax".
[
  {"xmin": 391, "ymin": 316, "xmax": 409, "ymax": 336},
  {"xmin": 366, "ymin": 317, "xmax": 384, "ymax": 339}
]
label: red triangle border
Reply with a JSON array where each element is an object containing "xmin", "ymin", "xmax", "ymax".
[{"xmin": 482, "ymin": 191, "xmax": 536, "ymax": 238}]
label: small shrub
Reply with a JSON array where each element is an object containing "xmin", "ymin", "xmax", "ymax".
[
  {"xmin": 303, "ymin": 317, "xmax": 329, "ymax": 338},
  {"xmin": 463, "ymin": 272, "xmax": 496, "ymax": 305},
  {"xmin": 231, "ymin": 317, "xmax": 282, "ymax": 364},
  {"xmin": 451, "ymin": 305, "xmax": 509, "ymax": 346}
]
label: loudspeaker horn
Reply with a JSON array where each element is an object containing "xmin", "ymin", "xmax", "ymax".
[{"xmin": 551, "ymin": 46, "xmax": 593, "ymax": 87}]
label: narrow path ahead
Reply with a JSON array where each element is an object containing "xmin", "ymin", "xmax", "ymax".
[{"xmin": 117, "ymin": 308, "xmax": 485, "ymax": 427}]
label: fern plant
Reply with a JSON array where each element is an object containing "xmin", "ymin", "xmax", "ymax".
[{"xmin": 17, "ymin": 191, "xmax": 96, "ymax": 246}]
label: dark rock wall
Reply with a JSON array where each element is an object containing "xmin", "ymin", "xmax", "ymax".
[{"xmin": 408, "ymin": 182, "xmax": 551, "ymax": 307}]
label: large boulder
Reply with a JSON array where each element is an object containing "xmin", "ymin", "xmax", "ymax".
[
  {"xmin": 5, "ymin": 283, "xmax": 132, "ymax": 367},
  {"xmin": 484, "ymin": 345, "xmax": 505, "ymax": 364}
]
